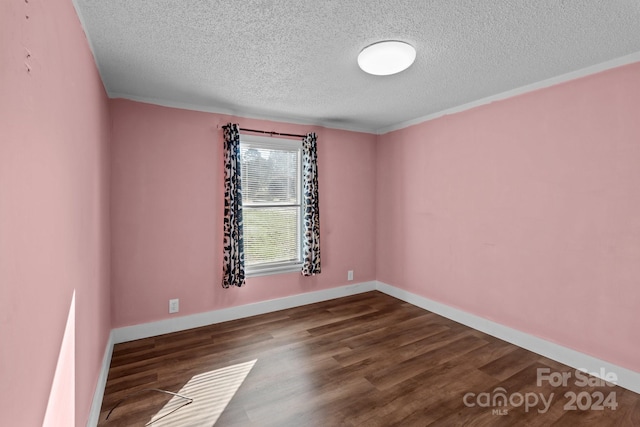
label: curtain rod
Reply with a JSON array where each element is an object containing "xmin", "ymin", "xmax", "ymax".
[{"xmin": 222, "ymin": 125, "xmax": 307, "ymax": 139}]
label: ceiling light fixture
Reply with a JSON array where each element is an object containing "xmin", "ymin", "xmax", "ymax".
[{"xmin": 357, "ymin": 40, "xmax": 416, "ymax": 76}]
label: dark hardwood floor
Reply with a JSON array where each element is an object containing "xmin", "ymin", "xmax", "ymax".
[{"xmin": 99, "ymin": 291, "xmax": 640, "ymax": 426}]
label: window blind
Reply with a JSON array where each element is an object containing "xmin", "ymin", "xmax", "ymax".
[{"xmin": 240, "ymin": 140, "xmax": 302, "ymax": 268}]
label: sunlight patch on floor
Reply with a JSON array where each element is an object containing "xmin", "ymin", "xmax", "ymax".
[{"xmin": 148, "ymin": 359, "xmax": 257, "ymax": 426}]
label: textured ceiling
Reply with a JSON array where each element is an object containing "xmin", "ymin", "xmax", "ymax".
[{"xmin": 74, "ymin": 0, "xmax": 640, "ymax": 133}]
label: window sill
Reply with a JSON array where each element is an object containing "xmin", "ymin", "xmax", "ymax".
[{"xmin": 245, "ymin": 263, "xmax": 302, "ymax": 278}]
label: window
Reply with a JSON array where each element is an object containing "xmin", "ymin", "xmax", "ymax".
[{"xmin": 240, "ymin": 135, "xmax": 303, "ymax": 276}]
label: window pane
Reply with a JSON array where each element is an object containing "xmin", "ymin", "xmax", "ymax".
[
  {"xmin": 241, "ymin": 146, "xmax": 298, "ymax": 204},
  {"xmin": 243, "ymin": 206, "xmax": 300, "ymax": 266}
]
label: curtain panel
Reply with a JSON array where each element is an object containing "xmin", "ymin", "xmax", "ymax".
[
  {"xmin": 301, "ymin": 132, "xmax": 321, "ymax": 276},
  {"xmin": 222, "ymin": 123, "xmax": 246, "ymax": 288}
]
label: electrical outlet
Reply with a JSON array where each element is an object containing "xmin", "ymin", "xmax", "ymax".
[
  {"xmin": 348, "ymin": 270, "xmax": 354, "ymax": 281},
  {"xmin": 169, "ymin": 298, "xmax": 179, "ymax": 314}
]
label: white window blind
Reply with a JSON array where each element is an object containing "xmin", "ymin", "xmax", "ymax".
[{"xmin": 240, "ymin": 136, "xmax": 302, "ymax": 275}]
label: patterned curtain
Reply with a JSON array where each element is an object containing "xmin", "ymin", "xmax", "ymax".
[
  {"xmin": 222, "ymin": 123, "xmax": 246, "ymax": 288},
  {"xmin": 301, "ymin": 132, "xmax": 321, "ymax": 276}
]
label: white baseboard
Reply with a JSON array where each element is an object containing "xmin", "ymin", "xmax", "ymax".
[
  {"xmin": 88, "ymin": 279, "xmax": 638, "ymax": 424},
  {"xmin": 86, "ymin": 331, "xmax": 114, "ymax": 427},
  {"xmin": 375, "ymin": 281, "xmax": 640, "ymax": 395},
  {"xmin": 112, "ymin": 281, "xmax": 377, "ymax": 344}
]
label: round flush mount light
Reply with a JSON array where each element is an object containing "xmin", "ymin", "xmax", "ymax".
[{"xmin": 357, "ymin": 40, "xmax": 416, "ymax": 76}]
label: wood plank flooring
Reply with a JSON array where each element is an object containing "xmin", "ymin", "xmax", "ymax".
[{"xmin": 98, "ymin": 291, "xmax": 640, "ymax": 426}]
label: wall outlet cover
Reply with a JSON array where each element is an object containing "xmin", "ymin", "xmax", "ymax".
[{"xmin": 169, "ymin": 299, "xmax": 179, "ymax": 314}]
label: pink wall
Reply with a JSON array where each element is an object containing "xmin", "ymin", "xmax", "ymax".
[
  {"xmin": 0, "ymin": 0, "xmax": 111, "ymax": 425},
  {"xmin": 376, "ymin": 62, "xmax": 640, "ymax": 372},
  {"xmin": 110, "ymin": 100, "xmax": 377, "ymax": 327}
]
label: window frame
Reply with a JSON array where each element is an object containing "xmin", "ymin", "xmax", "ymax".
[{"xmin": 240, "ymin": 134, "xmax": 303, "ymax": 277}]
